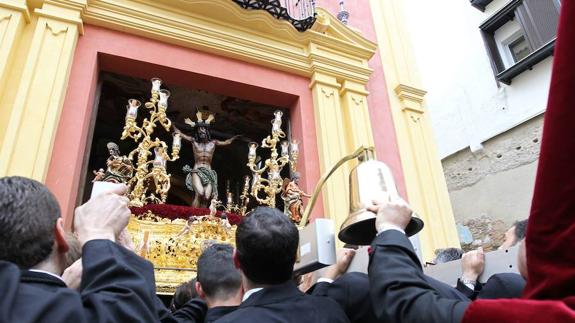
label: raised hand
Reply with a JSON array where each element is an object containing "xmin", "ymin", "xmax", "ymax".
[
  {"xmin": 62, "ymin": 259, "xmax": 83, "ymax": 290},
  {"xmin": 368, "ymin": 196, "xmax": 413, "ymax": 233},
  {"xmin": 73, "ymin": 184, "xmax": 130, "ymax": 246},
  {"xmin": 322, "ymin": 248, "xmax": 356, "ymax": 280},
  {"xmin": 461, "ymin": 247, "xmax": 485, "ymax": 282}
]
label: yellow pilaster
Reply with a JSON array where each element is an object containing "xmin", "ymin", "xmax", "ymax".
[
  {"xmin": 309, "ymin": 73, "xmax": 350, "ymax": 236},
  {"xmin": 0, "ymin": 0, "xmax": 30, "ymax": 144},
  {"xmin": 339, "ymin": 80, "xmax": 375, "ymax": 153},
  {"xmin": 370, "ymin": 0, "xmax": 460, "ymax": 261},
  {"xmin": 0, "ymin": 0, "xmax": 86, "ymax": 180}
]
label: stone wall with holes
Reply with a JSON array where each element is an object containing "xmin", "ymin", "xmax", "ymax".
[{"xmin": 442, "ymin": 114, "xmax": 543, "ymax": 250}]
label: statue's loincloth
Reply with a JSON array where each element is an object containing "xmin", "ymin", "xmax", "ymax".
[{"xmin": 182, "ymin": 165, "xmax": 218, "ymax": 198}]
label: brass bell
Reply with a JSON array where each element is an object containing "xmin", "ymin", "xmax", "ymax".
[{"xmin": 338, "ymin": 149, "xmax": 424, "ymax": 245}]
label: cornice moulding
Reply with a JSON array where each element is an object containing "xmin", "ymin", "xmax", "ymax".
[
  {"xmin": 0, "ymin": 0, "xmax": 31, "ymax": 22},
  {"xmin": 81, "ymin": 0, "xmax": 377, "ymax": 83}
]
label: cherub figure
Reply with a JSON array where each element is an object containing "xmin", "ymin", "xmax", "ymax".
[
  {"xmin": 175, "ymin": 215, "xmax": 201, "ymax": 238},
  {"xmin": 220, "ymin": 213, "xmax": 232, "ymax": 231},
  {"xmin": 209, "ymin": 198, "xmax": 221, "ymax": 218}
]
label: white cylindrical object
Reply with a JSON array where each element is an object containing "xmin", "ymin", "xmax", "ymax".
[
  {"xmin": 281, "ymin": 141, "xmax": 289, "ymax": 156},
  {"xmin": 127, "ymin": 99, "xmax": 141, "ymax": 118},
  {"xmin": 159, "ymin": 89, "xmax": 170, "ymax": 107},
  {"xmin": 173, "ymin": 133, "xmax": 181, "ymax": 150},
  {"xmin": 151, "ymin": 78, "xmax": 162, "ymax": 91}
]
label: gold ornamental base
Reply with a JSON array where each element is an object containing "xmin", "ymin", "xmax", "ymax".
[{"xmin": 127, "ymin": 211, "xmax": 236, "ymax": 294}]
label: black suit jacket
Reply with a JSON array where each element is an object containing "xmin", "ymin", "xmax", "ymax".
[
  {"xmin": 427, "ymin": 275, "xmax": 470, "ymax": 301},
  {"xmin": 368, "ymin": 230, "xmax": 470, "ymax": 323},
  {"xmin": 308, "ymin": 272, "xmax": 379, "ymax": 323},
  {"xmin": 0, "ymin": 239, "xmax": 158, "ymax": 323},
  {"xmin": 455, "ymin": 273, "xmax": 526, "ymax": 300},
  {"xmin": 214, "ymin": 281, "xmax": 350, "ymax": 323},
  {"xmin": 307, "ymin": 271, "xmax": 467, "ymax": 323},
  {"xmin": 205, "ymin": 306, "xmax": 238, "ymax": 323},
  {"xmin": 456, "ymin": 278, "xmax": 482, "ymax": 300},
  {"xmin": 478, "ymin": 273, "xmax": 526, "ymax": 299}
]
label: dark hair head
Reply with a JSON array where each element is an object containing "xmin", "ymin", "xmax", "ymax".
[
  {"xmin": 434, "ymin": 247, "xmax": 464, "ymax": 264},
  {"xmin": 170, "ymin": 279, "xmax": 198, "ymax": 311},
  {"xmin": 236, "ymin": 207, "xmax": 299, "ymax": 284},
  {"xmin": 193, "ymin": 126, "xmax": 211, "ymax": 142},
  {"xmin": 197, "ymin": 243, "xmax": 241, "ymax": 300},
  {"xmin": 513, "ymin": 219, "xmax": 528, "ymax": 241},
  {"xmin": 0, "ymin": 176, "xmax": 61, "ymax": 268}
]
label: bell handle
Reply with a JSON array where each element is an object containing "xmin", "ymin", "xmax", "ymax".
[{"xmin": 299, "ymin": 146, "xmax": 375, "ymax": 229}]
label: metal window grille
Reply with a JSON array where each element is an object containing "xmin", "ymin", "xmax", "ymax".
[{"xmin": 232, "ymin": 0, "xmax": 317, "ymax": 32}]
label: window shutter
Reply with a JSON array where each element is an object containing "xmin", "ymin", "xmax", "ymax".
[{"xmin": 516, "ymin": 0, "xmax": 560, "ymax": 48}]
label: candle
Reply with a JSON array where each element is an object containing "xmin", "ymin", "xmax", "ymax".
[
  {"xmin": 153, "ymin": 147, "xmax": 166, "ymax": 167},
  {"xmin": 290, "ymin": 140, "xmax": 299, "ymax": 154},
  {"xmin": 173, "ymin": 133, "xmax": 181, "ymax": 150},
  {"xmin": 151, "ymin": 78, "xmax": 162, "ymax": 92},
  {"xmin": 272, "ymin": 110, "xmax": 283, "ymax": 133},
  {"xmin": 248, "ymin": 142, "xmax": 258, "ymax": 159},
  {"xmin": 126, "ymin": 99, "xmax": 141, "ymax": 119},
  {"xmin": 269, "ymin": 169, "xmax": 280, "ymax": 180},
  {"xmin": 159, "ymin": 89, "xmax": 170, "ymax": 108},
  {"xmin": 281, "ymin": 140, "xmax": 289, "ymax": 157}
]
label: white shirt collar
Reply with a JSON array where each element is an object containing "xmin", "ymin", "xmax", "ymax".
[
  {"xmin": 242, "ymin": 287, "xmax": 263, "ymax": 302},
  {"xmin": 28, "ymin": 269, "xmax": 66, "ymax": 283}
]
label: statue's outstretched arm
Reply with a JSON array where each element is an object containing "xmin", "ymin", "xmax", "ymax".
[
  {"xmin": 215, "ymin": 134, "xmax": 241, "ymax": 146},
  {"xmin": 173, "ymin": 125, "xmax": 194, "ymax": 143}
]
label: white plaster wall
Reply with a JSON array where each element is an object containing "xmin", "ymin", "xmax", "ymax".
[
  {"xmin": 449, "ymin": 160, "xmax": 537, "ymax": 225},
  {"xmin": 403, "ymin": 0, "xmax": 553, "ymax": 158}
]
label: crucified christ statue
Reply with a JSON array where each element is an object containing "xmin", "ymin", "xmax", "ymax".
[{"xmin": 174, "ymin": 112, "xmax": 240, "ymax": 208}]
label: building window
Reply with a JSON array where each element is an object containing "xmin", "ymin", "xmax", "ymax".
[
  {"xmin": 508, "ymin": 35, "xmax": 531, "ymax": 63},
  {"xmin": 470, "ymin": 0, "xmax": 494, "ymax": 12},
  {"xmin": 480, "ymin": 0, "xmax": 560, "ymax": 84}
]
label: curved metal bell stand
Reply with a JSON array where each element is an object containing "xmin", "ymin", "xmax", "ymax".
[{"xmin": 300, "ymin": 146, "xmax": 424, "ymax": 245}]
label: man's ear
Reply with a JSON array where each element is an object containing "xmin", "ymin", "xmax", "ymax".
[
  {"xmin": 195, "ymin": 281, "xmax": 206, "ymax": 300},
  {"xmin": 54, "ymin": 218, "xmax": 70, "ymax": 253},
  {"xmin": 233, "ymin": 249, "xmax": 241, "ymax": 269}
]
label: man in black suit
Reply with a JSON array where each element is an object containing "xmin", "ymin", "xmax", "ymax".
[
  {"xmin": 367, "ymin": 197, "xmax": 471, "ymax": 323},
  {"xmin": 214, "ymin": 207, "xmax": 350, "ymax": 323},
  {"xmin": 456, "ymin": 272, "xmax": 526, "ymax": 300},
  {"xmin": 455, "ymin": 246, "xmax": 526, "ymax": 300},
  {"xmin": 195, "ymin": 243, "xmax": 242, "ymax": 322},
  {"xmin": 306, "ymin": 245, "xmax": 469, "ymax": 323},
  {"xmin": 309, "ymin": 271, "xmax": 379, "ymax": 323},
  {"xmin": 0, "ymin": 176, "xmax": 159, "ymax": 322}
]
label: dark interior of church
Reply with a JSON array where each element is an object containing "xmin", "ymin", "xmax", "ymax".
[{"xmin": 81, "ymin": 72, "xmax": 292, "ymax": 209}]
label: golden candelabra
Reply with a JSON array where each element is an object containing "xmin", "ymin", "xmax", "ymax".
[
  {"xmin": 238, "ymin": 175, "xmax": 251, "ymax": 215},
  {"xmin": 247, "ymin": 110, "xmax": 298, "ymax": 208},
  {"xmin": 121, "ymin": 78, "xmax": 181, "ymax": 207},
  {"xmin": 221, "ymin": 191, "xmax": 246, "ymax": 216}
]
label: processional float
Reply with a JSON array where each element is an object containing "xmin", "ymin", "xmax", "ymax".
[{"xmin": 92, "ymin": 77, "xmax": 424, "ymax": 293}]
